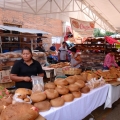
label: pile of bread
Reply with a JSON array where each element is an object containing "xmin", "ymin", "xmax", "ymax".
[
  {"xmin": 94, "ymin": 67, "xmax": 120, "ymax": 82},
  {"xmin": 0, "ymin": 89, "xmax": 45, "ymax": 120},
  {"xmin": 49, "ymin": 62, "xmax": 70, "ymax": 68},
  {"xmin": 0, "ymin": 53, "xmax": 21, "ymax": 59},
  {"xmin": 0, "ymin": 52, "xmax": 45, "ymax": 60}
]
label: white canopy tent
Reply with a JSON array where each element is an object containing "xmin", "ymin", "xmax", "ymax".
[
  {"xmin": 0, "ymin": 25, "xmax": 50, "ymax": 34},
  {"xmin": 0, "ymin": 0, "xmax": 119, "ymax": 32}
]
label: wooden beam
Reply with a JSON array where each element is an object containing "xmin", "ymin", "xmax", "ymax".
[{"xmin": 0, "ymin": 33, "xmax": 47, "ymax": 38}]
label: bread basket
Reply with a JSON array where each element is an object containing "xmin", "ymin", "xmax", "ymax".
[{"xmin": 62, "ymin": 67, "xmax": 82, "ymax": 75}]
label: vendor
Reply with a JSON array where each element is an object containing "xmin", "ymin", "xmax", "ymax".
[
  {"xmin": 58, "ymin": 41, "xmax": 68, "ymax": 62},
  {"xmin": 10, "ymin": 46, "xmax": 44, "ymax": 89},
  {"xmin": 35, "ymin": 39, "xmax": 45, "ymax": 52},
  {"xmin": 103, "ymin": 49, "xmax": 118, "ymax": 70},
  {"xmin": 70, "ymin": 47, "xmax": 82, "ymax": 68}
]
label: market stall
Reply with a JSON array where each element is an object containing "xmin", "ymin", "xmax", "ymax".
[{"xmin": 40, "ymin": 84, "xmax": 109, "ymax": 120}]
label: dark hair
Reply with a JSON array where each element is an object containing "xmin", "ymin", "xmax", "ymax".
[
  {"xmin": 110, "ymin": 49, "xmax": 116, "ymax": 53},
  {"xmin": 70, "ymin": 47, "xmax": 77, "ymax": 53},
  {"xmin": 62, "ymin": 41, "xmax": 66, "ymax": 44},
  {"xmin": 37, "ymin": 38, "xmax": 42, "ymax": 43},
  {"xmin": 22, "ymin": 46, "xmax": 32, "ymax": 54}
]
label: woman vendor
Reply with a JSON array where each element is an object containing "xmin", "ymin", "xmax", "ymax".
[
  {"xmin": 70, "ymin": 47, "xmax": 82, "ymax": 68},
  {"xmin": 103, "ymin": 49, "xmax": 118, "ymax": 70},
  {"xmin": 10, "ymin": 47, "xmax": 44, "ymax": 89}
]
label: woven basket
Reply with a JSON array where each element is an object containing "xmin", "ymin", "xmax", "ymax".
[
  {"xmin": 63, "ymin": 68, "xmax": 82, "ymax": 75},
  {"xmin": 0, "ymin": 82, "xmax": 15, "ymax": 88}
]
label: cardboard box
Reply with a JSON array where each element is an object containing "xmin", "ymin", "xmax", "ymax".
[{"xmin": 0, "ymin": 70, "xmax": 12, "ymax": 83}]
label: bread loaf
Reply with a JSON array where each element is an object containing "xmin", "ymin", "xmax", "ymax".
[{"xmin": 50, "ymin": 97, "xmax": 65, "ymax": 107}]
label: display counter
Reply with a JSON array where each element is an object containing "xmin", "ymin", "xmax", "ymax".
[
  {"xmin": 40, "ymin": 84, "xmax": 109, "ymax": 120},
  {"xmin": 104, "ymin": 84, "xmax": 120, "ymax": 108}
]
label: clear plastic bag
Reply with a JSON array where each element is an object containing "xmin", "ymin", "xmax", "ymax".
[{"xmin": 31, "ymin": 76, "xmax": 44, "ymax": 92}]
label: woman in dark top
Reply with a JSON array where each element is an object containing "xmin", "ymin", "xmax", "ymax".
[{"xmin": 10, "ymin": 46, "xmax": 44, "ymax": 89}]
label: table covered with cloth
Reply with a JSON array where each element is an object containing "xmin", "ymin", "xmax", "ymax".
[
  {"xmin": 40, "ymin": 84, "xmax": 109, "ymax": 120},
  {"xmin": 104, "ymin": 84, "xmax": 120, "ymax": 108}
]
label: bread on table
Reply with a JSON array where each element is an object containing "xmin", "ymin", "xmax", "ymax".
[{"xmin": 0, "ymin": 103, "xmax": 39, "ymax": 120}]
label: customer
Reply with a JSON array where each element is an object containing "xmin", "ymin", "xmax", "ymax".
[
  {"xmin": 10, "ymin": 46, "xmax": 44, "ymax": 89},
  {"xmin": 103, "ymin": 49, "xmax": 118, "ymax": 70},
  {"xmin": 50, "ymin": 43, "xmax": 56, "ymax": 51},
  {"xmin": 58, "ymin": 41, "xmax": 68, "ymax": 62},
  {"xmin": 70, "ymin": 47, "xmax": 82, "ymax": 68},
  {"xmin": 35, "ymin": 39, "xmax": 45, "ymax": 52}
]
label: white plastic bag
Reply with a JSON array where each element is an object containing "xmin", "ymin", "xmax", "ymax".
[{"xmin": 31, "ymin": 76, "xmax": 44, "ymax": 92}]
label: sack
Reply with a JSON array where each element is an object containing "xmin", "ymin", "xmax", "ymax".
[{"xmin": 31, "ymin": 76, "xmax": 44, "ymax": 92}]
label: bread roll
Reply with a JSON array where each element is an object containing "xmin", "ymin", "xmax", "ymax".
[
  {"xmin": 15, "ymin": 88, "xmax": 32, "ymax": 96},
  {"xmin": 34, "ymin": 100, "xmax": 51, "ymax": 112},
  {"xmin": 45, "ymin": 89, "xmax": 59, "ymax": 99},
  {"xmin": 81, "ymin": 86, "xmax": 90, "ymax": 93},
  {"xmin": 65, "ymin": 76, "xmax": 76, "ymax": 84},
  {"xmin": 30, "ymin": 92, "xmax": 46, "ymax": 103},
  {"xmin": 54, "ymin": 78, "xmax": 68, "ymax": 86},
  {"xmin": 35, "ymin": 115, "xmax": 46, "ymax": 120},
  {"xmin": 0, "ymin": 95, "xmax": 13, "ymax": 114},
  {"xmin": 72, "ymin": 91, "xmax": 81, "ymax": 98},
  {"xmin": 45, "ymin": 82, "xmax": 56, "ymax": 90},
  {"xmin": 0, "ymin": 103, "xmax": 39, "ymax": 120},
  {"xmin": 68, "ymin": 84, "xmax": 79, "ymax": 92},
  {"xmin": 62, "ymin": 94, "xmax": 74, "ymax": 102},
  {"xmin": 74, "ymin": 75, "xmax": 85, "ymax": 81},
  {"xmin": 75, "ymin": 80, "xmax": 85, "ymax": 88},
  {"xmin": 50, "ymin": 97, "xmax": 65, "ymax": 107},
  {"xmin": 56, "ymin": 86, "xmax": 69, "ymax": 95}
]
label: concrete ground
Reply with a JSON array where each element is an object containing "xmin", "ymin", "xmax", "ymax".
[{"xmin": 83, "ymin": 98, "xmax": 120, "ymax": 120}]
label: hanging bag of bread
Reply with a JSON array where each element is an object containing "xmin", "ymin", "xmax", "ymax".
[{"xmin": 31, "ymin": 76, "xmax": 44, "ymax": 92}]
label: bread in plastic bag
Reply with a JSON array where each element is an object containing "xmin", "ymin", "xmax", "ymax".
[{"xmin": 31, "ymin": 76, "xmax": 44, "ymax": 92}]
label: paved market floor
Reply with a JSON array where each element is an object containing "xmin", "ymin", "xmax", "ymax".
[{"xmin": 83, "ymin": 98, "xmax": 120, "ymax": 120}]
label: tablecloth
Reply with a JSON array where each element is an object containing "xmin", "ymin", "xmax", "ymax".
[
  {"xmin": 104, "ymin": 84, "xmax": 120, "ymax": 108},
  {"xmin": 40, "ymin": 84, "xmax": 109, "ymax": 120}
]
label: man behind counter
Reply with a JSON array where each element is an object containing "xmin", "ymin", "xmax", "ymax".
[
  {"xmin": 10, "ymin": 46, "xmax": 44, "ymax": 90},
  {"xmin": 35, "ymin": 39, "xmax": 45, "ymax": 52}
]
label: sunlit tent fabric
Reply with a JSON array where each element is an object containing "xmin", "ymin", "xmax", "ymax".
[
  {"xmin": 0, "ymin": 25, "xmax": 50, "ymax": 34},
  {"xmin": 0, "ymin": 0, "xmax": 120, "ymax": 32}
]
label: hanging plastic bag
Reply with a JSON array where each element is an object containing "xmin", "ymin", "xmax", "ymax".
[{"xmin": 31, "ymin": 76, "xmax": 44, "ymax": 92}]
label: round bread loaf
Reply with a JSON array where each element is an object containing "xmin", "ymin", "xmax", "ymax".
[
  {"xmin": 55, "ymin": 86, "xmax": 69, "ymax": 95},
  {"xmin": 45, "ymin": 82, "xmax": 56, "ymax": 90},
  {"xmin": 50, "ymin": 97, "xmax": 65, "ymax": 107},
  {"xmin": 15, "ymin": 88, "xmax": 32, "ymax": 96},
  {"xmin": 68, "ymin": 84, "xmax": 79, "ymax": 92},
  {"xmin": 30, "ymin": 92, "xmax": 46, "ymax": 103},
  {"xmin": 72, "ymin": 91, "xmax": 81, "ymax": 98},
  {"xmin": 81, "ymin": 86, "xmax": 90, "ymax": 93},
  {"xmin": 74, "ymin": 75, "xmax": 85, "ymax": 81},
  {"xmin": 45, "ymin": 89, "xmax": 59, "ymax": 99},
  {"xmin": 65, "ymin": 76, "xmax": 76, "ymax": 84},
  {"xmin": 75, "ymin": 80, "xmax": 85, "ymax": 88},
  {"xmin": 34, "ymin": 100, "xmax": 51, "ymax": 112},
  {"xmin": 54, "ymin": 78, "xmax": 68, "ymax": 86},
  {"xmin": 62, "ymin": 94, "xmax": 74, "ymax": 102},
  {"xmin": 0, "ymin": 103, "xmax": 39, "ymax": 120}
]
